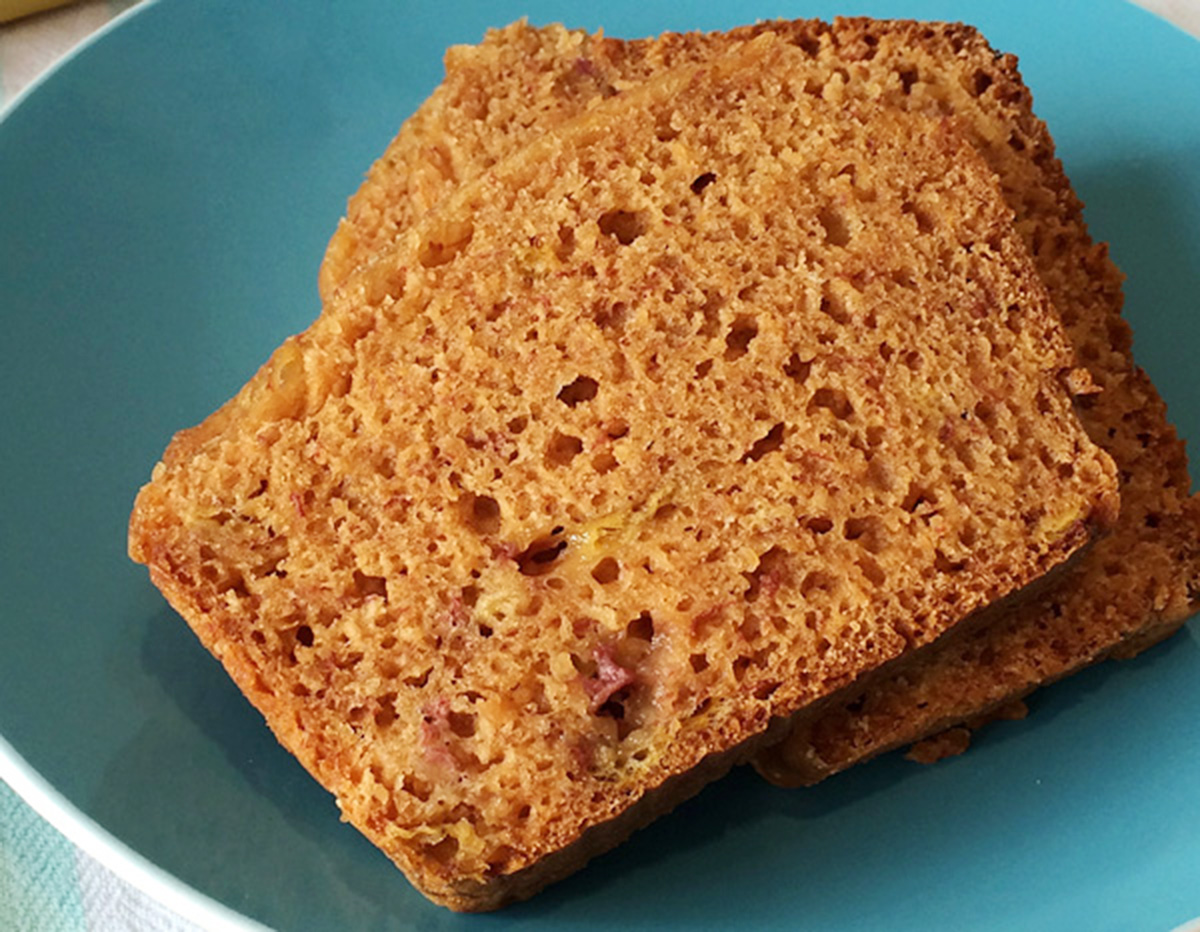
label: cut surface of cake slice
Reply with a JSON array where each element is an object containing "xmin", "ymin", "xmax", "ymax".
[
  {"xmin": 322, "ymin": 17, "xmax": 1200, "ymax": 786},
  {"xmin": 131, "ymin": 36, "xmax": 1117, "ymax": 909}
]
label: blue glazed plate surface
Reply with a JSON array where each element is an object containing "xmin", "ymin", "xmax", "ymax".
[{"xmin": 1, "ymin": 2, "xmax": 1198, "ymax": 929}]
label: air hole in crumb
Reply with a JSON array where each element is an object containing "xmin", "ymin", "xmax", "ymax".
[
  {"xmin": 800, "ymin": 570, "xmax": 835, "ymax": 596},
  {"xmin": 784, "ymin": 353, "xmax": 812, "ymax": 382},
  {"xmin": 462, "ymin": 494, "xmax": 501, "ymax": 535},
  {"xmin": 295, "ymin": 625, "xmax": 314, "ymax": 647},
  {"xmin": 423, "ymin": 836, "xmax": 459, "ymax": 865},
  {"xmin": 724, "ymin": 316, "xmax": 758, "ymax": 359},
  {"xmin": 418, "ymin": 220, "xmax": 473, "ymax": 267},
  {"xmin": 592, "ymin": 557, "xmax": 620, "ymax": 584},
  {"xmin": 507, "ymin": 415, "xmax": 528, "ymax": 434},
  {"xmin": 545, "ymin": 432, "xmax": 583, "ymax": 467},
  {"xmin": 487, "ymin": 845, "xmax": 519, "ymax": 873},
  {"xmin": 808, "ymin": 387, "xmax": 854, "ymax": 419},
  {"xmin": 934, "ymin": 549, "xmax": 967, "ymax": 573},
  {"xmin": 695, "ymin": 359, "xmax": 714, "ymax": 378},
  {"xmin": 402, "ymin": 774, "xmax": 431, "ymax": 801},
  {"xmin": 858, "ymin": 556, "xmax": 887, "ymax": 587},
  {"xmin": 591, "ymin": 451, "xmax": 618, "ymax": 474},
  {"xmin": 626, "ymin": 612, "xmax": 654, "ymax": 642},
  {"xmin": 598, "ymin": 209, "xmax": 646, "ymax": 245},
  {"xmin": 558, "ymin": 375, "xmax": 599, "ymax": 407},
  {"xmin": 448, "ymin": 711, "xmax": 476, "ymax": 738},
  {"xmin": 898, "ymin": 66, "xmax": 919, "ymax": 94},
  {"xmin": 744, "ymin": 546, "xmax": 790, "ymax": 602},
  {"xmin": 844, "ymin": 516, "xmax": 886, "ymax": 553},
  {"xmin": 902, "ymin": 200, "xmax": 936, "ymax": 234},
  {"xmin": 655, "ymin": 112, "xmax": 679, "ymax": 141},
  {"xmin": 556, "ymin": 224, "xmax": 576, "ymax": 261},
  {"xmin": 352, "ymin": 570, "xmax": 388, "ymax": 600},
  {"xmin": 754, "ymin": 681, "xmax": 781, "ymax": 701},
  {"xmin": 690, "ymin": 653, "xmax": 709, "ymax": 673},
  {"xmin": 697, "ymin": 290, "xmax": 725, "ymax": 338},
  {"xmin": 364, "ymin": 263, "xmax": 407, "ymax": 304},
  {"xmin": 901, "ymin": 483, "xmax": 935, "ymax": 512},
  {"xmin": 743, "ymin": 422, "xmax": 786, "ymax": 462},
  {"xmin": 819, "ymin": 291, "xmax": 850, "ymax": 324},
  {"xmin": 691, "ymin": 172, "xmax": 717, "ymax": 194},
  {"xmin": 517, "ymin": 534, "xmax": 567, "ymax": 576},
  {"xmin": 374, "ymin": 696, "xmax": 397, "ymax": 729},
  {"xmin": 973, "ymin": 69, "xmax": 994, "ymax": 96},
  {"xmin": 818, "ymin": 206, "xmax": 852, "ymax": 246},
  {"xmin": 593, "ymin": 300, "xmax": 629, "ymax": 331},
  {"xmin": 806, "ymin": 515, "xmax": 834, "ymax": 534}
]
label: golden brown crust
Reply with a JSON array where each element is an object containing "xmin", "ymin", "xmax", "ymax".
[{"xmin": 131, "ymin": 33, "xmax": 1118, "ymax": 909}]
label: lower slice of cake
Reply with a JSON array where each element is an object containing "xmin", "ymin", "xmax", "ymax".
[{"xmin": 130, "ymin": 37, "xmax": 1117, "ymax": 909}]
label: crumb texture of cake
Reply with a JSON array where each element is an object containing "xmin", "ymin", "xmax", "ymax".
[
  {"xmin": 132, "ymin": 35, "xmax": 1118, "ymax": 910},
  {"xmin": 322, "ymin": 15, "xmax": 1200, "ymax": 789}
]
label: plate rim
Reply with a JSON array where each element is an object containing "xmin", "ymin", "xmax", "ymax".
[
  {"xmin": 0, "ymin": 0, "xmax": 156, "ymax": 119},
  {"xmin": 0, "ymin": 734, "xmax": 267, "ymax": 932}
]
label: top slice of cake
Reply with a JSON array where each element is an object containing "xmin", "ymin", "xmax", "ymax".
[
  {"xmin": 130, "ymin": 35, "xmax": 1117, "ymax": 910},
  {"xmin": 321, "ymin": 16, "xmax": 1200, "ymax": 786}
]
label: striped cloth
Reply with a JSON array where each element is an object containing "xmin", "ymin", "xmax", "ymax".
[
  {"xmin": 0, "ymin": 777, "xmax": 204, "ymax": 931},
  {"xmin": 0, "ymin": 2, "xmax": 1196, "ymax": 931}
]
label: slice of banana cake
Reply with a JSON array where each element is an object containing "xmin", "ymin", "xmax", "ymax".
[
  {"xmin": 323, "ymin": 17, "xmax": 1200, "ymax": 785},
  {"xmin": 131, "ymin": 37, "xmax": 1117, "ymax": 910}
]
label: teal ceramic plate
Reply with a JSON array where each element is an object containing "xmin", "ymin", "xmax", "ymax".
[{"xmin": 1, "ymin": 1, "xmax": 1198, "ymax": 929}]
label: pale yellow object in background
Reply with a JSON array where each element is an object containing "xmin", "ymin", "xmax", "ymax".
[{"xmin": 0, "ymin": 0, "xmax": 77, "ymax": 25}]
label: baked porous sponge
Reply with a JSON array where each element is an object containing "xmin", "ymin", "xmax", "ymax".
[
  {"xmin": 130, "ymin": 36, "xmax": 1118, "ymax": 910},
  {"xmin": 325, "ymin": 16, "xmax": 1200, "ymax": 789}
]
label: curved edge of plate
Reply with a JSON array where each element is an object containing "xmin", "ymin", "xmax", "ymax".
[
  {"xmin": 0, "ymin": 734, "xmax": 267, "ymax": 932},
  {"xmin": 1129, "ymin": 0, "xmax": 1200, "ymax": 40},
  {"xmin": 0, "ymin": 0, "xmax": 161, "ymax": 121}
]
